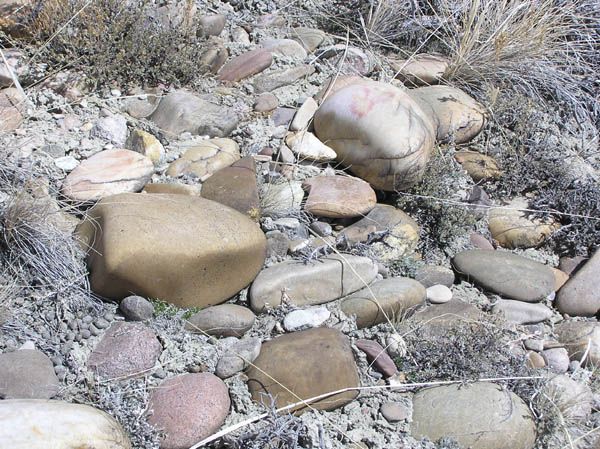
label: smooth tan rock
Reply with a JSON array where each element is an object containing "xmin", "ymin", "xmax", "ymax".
[
  {"xmin": 249, "ymin": 254, "xmax": 378, "ymax": 312},
  {"xmin": 290, "ymin": 27, "xmax": 327, "ymax": 52},
  {"xmin": 246, "ymin": 328, "xmax": 360, "ymax": 412},
  {"xmin": 526, "ymin": 351, "xmax": 546, "ymax": 369},
  {"xmin": 143, "ymin": 183, "xmax": 201, "ymax": 196},
  {"xmin": 314, "ymin": 80, "xmax": 435, "ymax": 190},
  {"xmin": 61, "ymin": 149, "xmax": 154, "ymax": 202},
  {"xmin": 167, "ymin": 138, "xmax": 240, "ymax": 179},
  {"xmin": 201, "ymin": 157, "xmax": 260, "ymax": 219},
  {"xmin": 126, "ymin": 129, "xmax": 164, "ymax": 165},
  {"xmin": 261, "ymin": 38, "xmax": 307, "ymax": 59},
  {"xmin": 185, "ymin": 304, "xmax": 255, "ymax": 337},
  {"xmin": 391, "ymin": 53, "xmax": 449, "ymax": 86},
  {"xmin": 303, "ymin": 175, "xmax": 376, "ymax": 218},
  {"xmin": 408, "ymin": 85, "xmax": 486, "ymax": 143},
  {"xmin": 218, "ymin": 48, "xmax": 273, "ymax": 82},
  {"xmin": 199, "ymin": 39, "xmax": 228, "ymax": 74},
  {"xmin": 285, "ymin": 131, "xmax": 337, "ymax": 162},
  {"xmin": 0, "ymin": 87, "xmax": 25, "ymax": 131},
  {"xmin": 341, "ymin": 278, "xmax": 426, "ymax": 328},
  {"xmin": 77, "ymin": 193, "xmax": 267, "ymax": 308},
  {"xmin": 411, "ymin": 383, "xmax": 536, "ymax": 449},
  {"xmin": 556, "ymin": 321, "xmax": 600, "ymax": 367},
  {"xmin": 290, "ymin": 97, "xmax": 318, "ymax": 131},
  {"xmin": 454, "ymin": 151, "xmax": 501, "ymax": 181},
  {"xmin": 552, "ymin": 268, "xmax": 569, "ymax": 292},
  {"xmin": 489, "ymin": 198, "xmax": 558, "ymax": 249},
  {"xmin": 147, "ymin": 373, "xmax": 230, "ymax": 449},
  {"xmin": 0, "ymin": 399, "xmax": 131, "ymax": 449},
  {"xmin": 556, "ymin": 250, "xmax": 600, "ymax": 317}
]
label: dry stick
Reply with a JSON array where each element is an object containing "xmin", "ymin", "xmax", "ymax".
[{"xmin": 189, "ymin": 375, "xmax": 541, "ymax": 448}]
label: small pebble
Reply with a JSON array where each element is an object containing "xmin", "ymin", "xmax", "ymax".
[
  {"xmin": 119, "ymin": 295, "xmax": 154, "ymax": 321},
  {"xmin": 104, "ymin": 313, "xmax": 115, "ymax": 322},
  {"xmin": 524, "ymin": 339, "xmax": 544, "ymax": 352},
  {"xmin": 82, "ymin": 315, "xmax": 93, "ymax": 324},
  {"xmin": 426, "ymin": 284, "xmax": 453, "ymax": 304},
  {"xmin": 380, "ymin": 402, "xmax": 410, "ymax": 422},
  {"xmin": 94, "ymin": 318, "xmax": 110, "ymax": 329},
  {"xmin": 90, "ymin": 325, "xmax": 101, "ymax": 337},
  {"xmin": 81, "ymin": 329, "xmax": 91, "ymax": 339},
  {"xmin": 153, "ymin": 368, "xmax": 167, "ymax": 379}
]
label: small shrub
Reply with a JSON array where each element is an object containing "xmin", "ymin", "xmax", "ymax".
[{"xmin": 22, "ymin": 0, "xmax": 206, "ymax": 88}]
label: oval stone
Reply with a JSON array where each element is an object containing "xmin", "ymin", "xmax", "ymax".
[
  {"xmin": 492, "ymin": 299, "xmax": 553, "ymax": 324},
  {"xmin": 452, "ymin": 250, "xmax": 555, "ymax": 302},
  {"xmin": 184, "ymin": 304, "xmax": 256, "ymax": 337},
  {"xmin": 77, "ymin": 193, "xmax": 267, "ymax": 308},
  {"xmin": 314, "ymin": 80, "xmax": 435, "ymax": 190},
  {"xmin": 556, "ymin": 249, "xmax": 600, "ymax": 317}
]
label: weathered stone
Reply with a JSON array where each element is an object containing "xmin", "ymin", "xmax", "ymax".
[
  {"xmin": 185, "ymin": 304, "xmax": 255, "ymax": 337},
  {"xmin": 559, "ymin": 255, "xmax": 588, "ymax": 276},
  {"xmin": 489, "ymin": 198, "xmax": 558, "ymax": 249},
  {"xmin": 249, "ymin": 254, "xmax": 378, "ymax": 312},
  {"xmin": 290, "ymin": 27, "xmax": 327, "ymax": 52},
  {"xmin": 77, "ymin": 193, "xmax": 267, "ymax": 308},
  {"xmin": 88, "ymin": 322, "xmax": 161, "ymax": 379},
  {"xmin": 218, "ymin": 49, "xmax": 273, "ymax": 82},
  {"xmin": 285, "ymin": 130, "xmax": 337, "ymax": 162},
  {"xmin": 556, "ymin": 249, "xmax": 600, "ymax": 317},
  {"xmin": 314, "ymin": 80, "xmax": 435, "ymax": 190},
  {"xmin": 0, "ymin": 87, "xmax": 25, "ymax": 132},
  {"xmin": 254, "ymin": 64, "xmax": 315, "ymax": 94},
  {"xmin": 290, "ymin": 97, "xmax": 318, "ymax": 131},
  {"xmin": 411, "ymin": 383, "xmax": 536, "ymax": 449},
  {"xmin": 380, "ymin": 402, "xmax": 410, "ymax": 422},
  {"xmin": 0, "ymin": 399, "xmax": 131, "ymax": 449},
  {"xmin": 147, "ymin": 373, "xmax": 230, "ymax": 449},
  {"xmin": 254, "ymin": 92, "xmax": 279, "ymax": 112},
  {"xmin": 492, "ymin": 299, "xmax": 553, "ymax": 324},
  {"xmin": 398, "ymin": 300, "xmax": 483, "ymax": 338},
  {"xmin": 455, "ymin": 151, "xmax": 501, "ymax": 181},
  {"xmin": 199, "ymin": 39, "xmax": 228, "ymax": 74},
  {"xmin": 415, "ymin": 265, "xmax": 455, "ymax": 288},
  {"xmin": 526, "ymin": 351, "xmax": 546, "ymax": 369},
  {"xmin": 201, "ymin": 157, "xmax": 260, "ymax": 218},
  {"xmin": 283, "ymin": 307, "xmax": 331, "ymax": 331},
  {"xmin": 408, "ymin": 85, "xmax": 486, "ymax": 144},
  {"xmin": 452, "ymin": 250, "xmax": 555, "ymax": 302},
  {"xmin": 261, "ymin": 38, "xmax": 307, "ymax": 59},
  {"xmin": 272, "ymin": 107, "xmax": 296, "ymax": 127},
  {"xmin": 126, "ymin": 129, "xmax": 164, "ymax": 165},
  {"xmin": 319, "ymin": 45, "xmax": 375, "ymax": 76},
  {"xmin": 260, "ymin": 181, "xmax": 304, "ymax": 216},
  {"xmin": 543, "ymin": 374, "xmax": 592, "ymax": 420},
  {"xmin": 555, "ymin": 321, "xmax": 600, "ymax": 367},
  {"xmin": 0, "ymin": 350, "xmax": 59, "ymax": 399},
  {"xmin": 341, "ymin": 278, "xmax": 425, "ymax": 329},
  {"xmin": 91, "ymin": 114, "xmax": 128, "ymax": 146},
  {"xmin": 62, "ymin": 149, "xmax": 154, "ymax": 202},
  {"xmin": 355, "ymin": 339, "xmax": 398, "ymax": 377},
  {"xmin": 197, "ymin": 14, "xmax": 226, "ymax": 37},
  {"xmin": 167, "ymin": 137, "xmax": 240, "ymax": 180},
  {"xmin": 150, "ymin": 90, "xmax": 239, "ymax": 137},
  {"xmin": 119, "ymin": 295, "xmax": 154, "ymax": 321},
  {"xmin": 246, "ymin": 328, "xmax": 360, "ymax": 412},
  {"xmin": 122, "ymin": 90, "xmax": 161, "ymax": 118},
  {"xmin": 391, "ymin": 53, "xmax": 449, "ymax": 86},
  {"xmin": 215, "ymin": 337, "xmax": 261, "ymax": 379},
  {"xmin": 542, "ymin": 348, "xmax": 570, "ymax": 374},
  {"xmin": 303, "ymin": 175, "xmax": 376, "ymax": 218},
  {"xmin": 552, "ymin": 268, "xmax": 569, "ymax": 292}
]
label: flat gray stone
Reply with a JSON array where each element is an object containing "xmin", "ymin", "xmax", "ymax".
[
  {"xmin": 415, "ymin": 265, "xmax": 455, "ymax": 288},
  {"xmin": 0, "ymin": 350, "xmax": 59, "ymax": 399},
  {"xmin": 341, "ymin": 277, "xmax": 426, "ymax": 329},
  {"xmin": 185, "ymin": 304, "xmax": 255, "ymax": 337},
  {"xmin": 411, "ymin": 383, "xmax": 536, "ymax": 449},
  {"xmin": 452, "ymin": 250, "xmax": 555, "ymax": 302},
  {"xmin": 492, "ymin": 299, "xmax": 553, "ymax": 324},
  {"xmin": 253, "ymin": 65, "xmax": 315, "ymax": 94},
  {"xmin": 249, "ymin": 254, "xmax": 378, "ymax": 312}
]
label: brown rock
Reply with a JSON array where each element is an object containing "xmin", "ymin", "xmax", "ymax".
[
  {"xmin": 526, "ymin": 351, "xmax": 546, "ymax": 369},
  {"xmin": 199, "ymin": 39, "xmax": 228, "ymax": 74},
  {"xmin": 355, "ymin": 339, "xmax": 398, "ymax": 377},
  {"xmin": 88, "ymin": 322, "xmax": 161, "ymax": 379},
  {"xmin": 246, "ymin": 328, "xmax": 360, "ymax": 412},
  {"xmin": 470, "ymin": 232, "xmax": 495, "ymax": 250},
  {"xmin": 552, "ymin": 268, "xmax": 569, "ymax": 292},
  {"xmin": 218, "ymin": 49, "xmax": 273, "ymax": 82},
  {"xmin": 77, "ymin": 193, "xmax": 267, "ymax": 308},
  {"xmin": 147, "ymin": 373, "xmax": 230, "ymax": 449},
  {"xmin": 143, "ymin": 183, "xmax": 201, "ymax": 196},
  {"xmin": 61, "ymin": 149, "xmax": 154, "ymax": 202},
  {"xmin": 454, "ymin": 151, "xmax": 501, "ymax": 181},
  {"xmin": 126, "ymin": 129, "xmax": 164, "ymax": 165},
  {"xmin": 391, "ymin": 53, "xmax": 449, "ymax": 86},
  {"xmin": 167, "ymin": 138, "xmax": 240, "ymax": 179},
  {"xmin": 0, "ymin": 87, "xmax": 25, "ymax": 132},
  {"xmin": 201, "ymin": 157, "xmax": 260, "ymax": 219},
  {"xmin": 254, "ymin": 92, "xmax": 279, "ymax": 112},
  {"xmin": 303, "ymin": 175, "xmax": 376, "ymax": 218},
  {"xmin": 290, "ymin": 27, "xmax": 327, "ymax": 52},
  {"xmin": 185, "ymin": 304, "xmax": 255, "ymax": 337}
]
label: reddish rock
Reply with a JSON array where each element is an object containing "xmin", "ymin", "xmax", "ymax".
[
  {"xmin": 355, "ymin": 339, "xmax": 398, "ymax": 378},
  {"xmin": 88, "ymin": 322, "xmax": 162, "ymax": 380},
  {"xmin": 218, "ymin": 49, "xmax": 273, "ymax": 82},
  {"xmin": 470, "ymin": 232, "xmax": 495, "ymax": 250},
  {"xmin": 147, "ymin": 373, "xmax": 230, "ymax": 449},
  {"xmin": 62, "ymin": 149, "xmax": 154, "ymax": 202},
  {"xmin": 0, "ymin": 87, "xmax": 25, "ymax": 132},
  {"xmin": 303, "ymin": 175, "xmax": 376, "ymax": 218}
]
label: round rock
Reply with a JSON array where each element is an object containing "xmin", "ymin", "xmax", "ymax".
[
  {"xmin": 426, "ymin": 284, "xmax": 452, "ymax": 304},
  {"xmin": 302, "ymin": 175, "xmax": 377, "ymax": 218},
  {"xmin": 119, "ymin": 295, "xmax": 154, "ymax": 321},
  {"xmin": 283, "ymin": 307, "xmax": 331, "ymax": 331},
  {"xmin": 184, "ymin": 304, "xmax": 256, "ymax": 337},
  {"xmin": 147, "ymin": 373, "xmax": 230, "ymax": 449}
]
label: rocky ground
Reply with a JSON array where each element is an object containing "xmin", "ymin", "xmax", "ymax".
[{"xmin": 1, "ymin": 1, "xmax": 600, "ymax": 448}]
